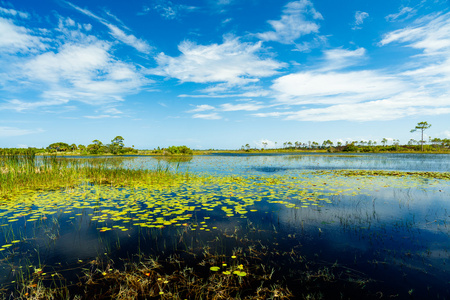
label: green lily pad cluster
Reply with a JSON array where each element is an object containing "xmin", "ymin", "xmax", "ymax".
[{"xmin": 0, "ymin": 171, "xmax": 444, "ymax": 251}]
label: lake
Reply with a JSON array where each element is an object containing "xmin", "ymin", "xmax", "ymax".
[{"xmin": 0, "ymin": 153, "xmax": 449, "ymax": 299}]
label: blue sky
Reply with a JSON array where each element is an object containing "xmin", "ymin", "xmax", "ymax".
[{"xmin": 1, "ymin": 0, "xmax": 449, "ymax": 149}]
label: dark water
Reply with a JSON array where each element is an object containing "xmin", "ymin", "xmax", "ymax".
[{"xmin": 0, "ymin": 153, "xmax": 449, "ymax": 299}]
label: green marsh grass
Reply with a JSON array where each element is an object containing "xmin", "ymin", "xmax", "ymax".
[{"xmin": 0, "ymin": 149, "xmax": 189, "ymax": 200}]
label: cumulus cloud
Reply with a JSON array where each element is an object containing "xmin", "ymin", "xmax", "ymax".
[
  {"xmin": 253, "ymin": 12, "xmax": 450, "ymax": 122},
  {"xmin": 0, "ymin": 10, "xmax": 149, "ymax": 112},
  {"xmin": 18, "ymin": 41, "xmax": 147, "ymax": 105},
  {"xmin": 151, "ymin": 36, "xmax": 285, "ymax": 86},
  {"xmin": 257, "ymin": 0, "xmax": 323, "ymax": 44}
]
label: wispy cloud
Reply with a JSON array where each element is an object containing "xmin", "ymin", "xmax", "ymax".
[
  {"xmin": 271, "ymin": 70, "xmax": 405, "ymax": 105},
  {"xmin": 321, "ymin": 47, "xmax": 366, "ymax": 70},
  {"xmin": 143, "ymin": 1, "xmax": 198, "ymax": 20},
  {"xmin": 220, "ymin": 102, "xmax": 264, "ymax": 111},
  {"xmin": 187, "ymin": 104, "xmax": 215, "ymax": 113},
  {"xmin": 0, "ymin": 7, "xmax": 29, "ymax": 19},
  {"xmin": 385, "ymin": 7, "xmax": 416, "ymax": 22},
  {"xmin": 380, "ymin": 12, "xmax": 450, "ymax": 55},
  {"xmin": 0, "ymin": 17, "xmax": 46, "ymax": 53},
  {"xmin": 257, "ymin": 0, "xmax": 323, "ymax": 44},
  {"xmin": 151, "ymin": 36, "xmax": 285, "ymax": 87},
  {"xmin": 187, "ymin": 101, "xmax": 265, "ymax": 118},
  {"xmin": 65, "ymin": 1, "xmax": 151, "ymax": 53},
  {"xmin": 84, "ymin": 114, "xmax": 121, "ymax": 119},
  {"xmin": 0, "ymin": 99, "xmax": 69, "ymax": 112},
  {"xmin": 352, "ymin": 11, "xmax": 369, "ymax": 30},
  {"xmin": 0, "ymin": 126, "xmax": 44, "ymax": 137},
  {"xmin": 192, "ymin": 112, "xmax": 222, "ymax": 120}
]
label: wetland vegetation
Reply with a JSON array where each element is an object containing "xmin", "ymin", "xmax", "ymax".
[{"xmin": 0, "ymin": 148, "xmax": 449, "ymax": 299}]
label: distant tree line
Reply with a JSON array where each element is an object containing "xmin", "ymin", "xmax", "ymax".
[
  {"xmin": 149, "ymin": 145, "xmax": 193, "ymax": 155},
  {"xmin": 241, "ymin": 122, "xmax": 449, "ymax": 153},
  {"xmin": 47, "ymin": 136, "xmax": 137, "ymax": 155}
]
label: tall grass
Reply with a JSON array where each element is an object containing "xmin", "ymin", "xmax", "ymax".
[{"xmin": 0, "ymin": 149, "xmax": 188, "ymax": 200}]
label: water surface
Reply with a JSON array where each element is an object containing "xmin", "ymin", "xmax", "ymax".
[{"xmin": 1, "ymin": 153, "xmax": 449, "ymax": 299}]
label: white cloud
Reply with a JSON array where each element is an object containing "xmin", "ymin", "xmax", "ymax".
[
  {"xmin": 84, "ymin": 114, "xmax": 121, "ymax": 119},
  {"xmin": 252, "ymin": 111, "xmax": 291, "ymax": 118},
  {"xmin": 0, "ymin": 7, "xmax": 29, "ymax": 19},
  {"xmin": 104, "ymin": 23, "xmax": 151, "ymax": 53},
  {"xmin": 152, "ymin": 36, "xmax": 285, "ymax": 86},
  {"xmin": 220, "ymin": 102, "xmax": 264, "ymax": 111},
  {"xmin": 192, "ymin": 112, "xmax": 222, "ymax": 120},
  {"xmin": 353, "ymin": 11, "xmax": 369, "ymax": 29},
  {"xmin": 0, "ymin": 126, "xmax": 43, "ymax": 137},
  {"xmin": 260, "ymin": 11, "xmax": 450, "ymax": 123},
  {"xmin": 257, "ymin": 0, "xmax": 323, "ymax": 44},
  {"xmin": 187, "ymin": 104, "xmax": 215, "ymax": 112},
  {"xmin": 178, "ymin": 90, "xmax": 270, "ymax": 98},
  {"xmin": 0, "ymin": 17, "xmax": 46, "ymax": 53},
  {"xmin": 281, "ymin": 94, "xmax": 450, "ymax": 122},
  {"xmin": 65, "ymin": 1, "xmax": 151, "ymax": 53},
  {"xmin": 385, "ymin": 7, "xmax": 415, "ymax": 22},
  {"xmin": 18, "ymin": 41, "xmax": 147, "ymax": 105},
  {"xmin": 321, "ymin": 47, "xmax": 366, "ymax": 70},
  {"xmin": 380, "ymin": 12, "xmax": 450, "ymax": 55},
  {"xmin": 271, "ymin": 70, "xmax": 406, "ymax": 105},
  {"xmin": 187, "ymin": 102, "xmax": 264, "ymax": 115},
  {"xmin": 293, "ymin": 35, "xmax": 327, "ymax": 52},
  {"xmin": 0, "ymin": 98, "xmax": 69, "ymax": 112},
  {"xmin": 152, "ymin": 1, "xmax": 198, "ymax": 20},
  {"xmin": 380, "ymin": 12, "xmax": 450, "ymax": 101},
  {"xmin": 258, "ymin": 87, "xmax": 450, "ymax": 122}
]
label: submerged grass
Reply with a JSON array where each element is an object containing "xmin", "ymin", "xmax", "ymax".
[{"xmin": 6, "ymin": 231, "xmax": 378, "ymax": 300}]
